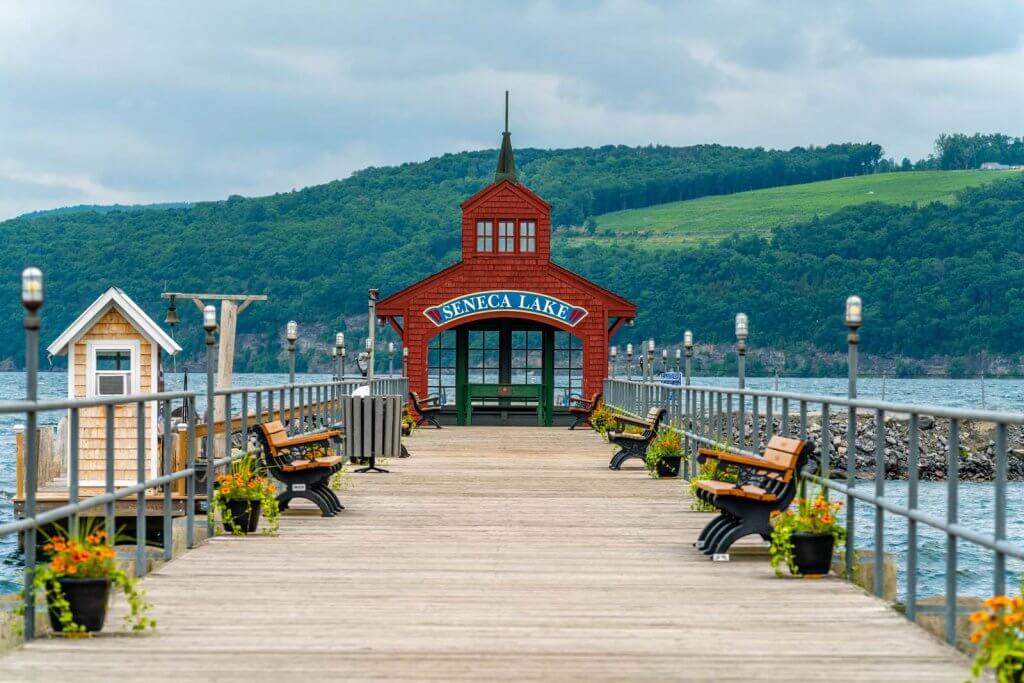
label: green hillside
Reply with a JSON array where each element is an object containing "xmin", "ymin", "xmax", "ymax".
[{"xmin": 588, "ymin": 170, "xmax": 1018, "ymax": 246}]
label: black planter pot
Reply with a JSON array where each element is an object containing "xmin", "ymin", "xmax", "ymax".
[
  {"xmin": 48, "ymin": 577, "xmax": 111, "ymax": 633},
  {"xmin": 655, "ymin": 456, "xmax": 681, "ymax": 478},
  {"xmin": 222, "ymin": 498, "xmax": 262, "ymax": 534},
  {"xmin": 791, "ymin": 532, "xmax": 835, "ymax": 576}
]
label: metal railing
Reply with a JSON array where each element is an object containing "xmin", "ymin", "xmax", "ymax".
[{"xmin": 604, "ymin": 376, "xmax": 1024, "ymax": 645}]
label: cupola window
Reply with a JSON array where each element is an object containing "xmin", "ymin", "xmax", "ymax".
[
  {"xmin": 476, "ymin": 220, "xmax": 493, "ymax": 252},
  {"xmin": 497, "ymin": 220, "xmax": 515, "ymax": 252},
  {"xmin": 520, "ymin": 220, "xmax": 536, "ymax": 252}
]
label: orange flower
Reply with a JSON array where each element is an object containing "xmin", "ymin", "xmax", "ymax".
[
  {"xmin": 821, "ymin": 513, "xmax": 833, "ymax": 525},
  {"xmin": 66, "ymin": 565, "xmax": 77, "ymax": 575},
  {"xmin": 970, "ymin": 631, "xmax": 983, "ymax": 644},
  {"xmin": 970, "ymin": 611, "xmax": 991, "ymax": 623}
]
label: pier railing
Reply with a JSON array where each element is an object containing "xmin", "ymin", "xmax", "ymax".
[
  {"xmin": 604, "ymin": 376, "xmax": 1024, "ymax": 645},
  {"xmin": 3, "ymin": 375, "xmax": 407, "ymax": 641}
]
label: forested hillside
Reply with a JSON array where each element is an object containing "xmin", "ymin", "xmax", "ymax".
[
  {"xmin": 0, "ymin": 142, "xmax": 881, "ymax": 368},
  {"xmin": 560, "ymin": 175, "xmax": 1024, "ymax": 359}
]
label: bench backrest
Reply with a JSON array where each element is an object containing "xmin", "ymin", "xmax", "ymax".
[
  {"xmin": 646, "ymin": 407, "xmax": 666, "ymax": 430},
  {"xmin": 410, "ymin": 392, "xmax": 433, "ymax": 409},
  {"xmin": 762, "ymin": 435, "xmax": 806, "ymax": 482},
  {"xmin": 258, "ymin": 420, "xmax": 290, "ymax": 453}
]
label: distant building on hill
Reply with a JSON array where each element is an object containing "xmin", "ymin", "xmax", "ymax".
[{"xmin": 980, "ymin": 162, "xmax": 1010, "ymax": 170}]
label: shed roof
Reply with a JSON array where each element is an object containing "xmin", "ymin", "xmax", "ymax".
[{"xmin": 47, "ymin": 287, "xmax": 182, "ymax": 356}]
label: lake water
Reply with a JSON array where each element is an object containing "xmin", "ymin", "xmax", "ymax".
[{"xmin": 2, "ymin": 373, "xmax": 1023, "ymax": 598}]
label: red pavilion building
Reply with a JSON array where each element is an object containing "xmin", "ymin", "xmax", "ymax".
[{"xmin": 377, "ymin": 106, "xmax": 635, "ymax": 425}]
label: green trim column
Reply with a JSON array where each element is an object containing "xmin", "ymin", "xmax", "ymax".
[
  {"xmin": 542, "ymin": 327, "xmax": 554, "ymax": 426},
  {"xmin": 456, "ymin": 326, "xmax": 468, "ymax": 425}
]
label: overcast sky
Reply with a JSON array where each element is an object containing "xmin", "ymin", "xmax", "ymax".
[{"xmin": 1, "ymin": 1, "xmax": 1022, "ymax": 219}]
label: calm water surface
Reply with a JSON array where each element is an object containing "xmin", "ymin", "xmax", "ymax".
[{"xmin": 1, "ymin": 373, "xmax": 1023, "ymax": 596}]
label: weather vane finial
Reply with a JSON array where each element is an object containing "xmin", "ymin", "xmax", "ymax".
[{"xmin": 495, "ymin": 90, "xmax": 517, "ymax": 183}]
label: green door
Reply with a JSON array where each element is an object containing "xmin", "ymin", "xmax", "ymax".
[{"xmin": 455, "ymin": 320, "xmax": 554, "ymax": 425}]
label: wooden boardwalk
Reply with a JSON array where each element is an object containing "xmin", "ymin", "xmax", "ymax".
[{"xmin": 2, "ymin": 427, "xmax": 974, "ymax": 681}]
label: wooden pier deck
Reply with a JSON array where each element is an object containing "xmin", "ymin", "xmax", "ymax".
[{"xmin": 1, "ymin": 427, "xmax": 974, "ymax": 681}]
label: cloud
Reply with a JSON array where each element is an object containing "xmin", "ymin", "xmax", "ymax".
[{"xmin": 0, "ymin": 1, "xmax": 1021, "ymax": 219}]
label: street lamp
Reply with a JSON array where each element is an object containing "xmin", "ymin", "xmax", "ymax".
[
  {"xmin": 202, "ymin": 304, "xmax": 217, "ymax": 533},
  {"xmin": 388, "ymin": 341, "xmax": 395, "ymax": 376},
  {"xmin": 609, "ymin": 345, "xmax": 617, "ymax": 378},
  {"xmin": 286, "ymin": 321, "xmax": 298, "ymax": 384},
  {"xmin": 626, "ymin": 343, "xmax": 634, "ymax": 381},
  {"xmin": 675, "ymin": 348, "xmax": 681, "ymax": 372},
  {"xmin": 335, "ymin": 332, "xmax": 345, "ymax": 380},
  {"xmin": 684, "ymin": 330, "xmax": 693, "ymax": 387},
  {"xmin": 661, "ymin": 348, "xmax": 668, "ymax": 374},
  {"xmin": 20, "ymin": 267, "xmax": 43, "ymax": 640},
  {"xmin": 646, "ymin": 338, "xmax": 655, "ymax": 409},
  {"xmin": 845, "ymin": 296, "xmax": 862, "ymax": 399},
  {"xmin": 402, "ymin": 346, "xmax": 408, "ymax": 378},
  {"xmin": 735, "ymin": 313, "xmax": 748, "ymax": 390}
]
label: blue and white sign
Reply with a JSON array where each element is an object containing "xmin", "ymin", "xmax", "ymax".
[{"xmin": 424, "ymin": 290, "xmax": 589, "ymax": 327}]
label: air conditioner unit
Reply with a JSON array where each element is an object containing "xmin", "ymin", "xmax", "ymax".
[{"xmin": 97, "ymin": 374, "xmax": 128, "ymax": 396}]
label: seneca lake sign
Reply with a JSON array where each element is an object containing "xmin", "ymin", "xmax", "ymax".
[{"xmin": 424, "ymin": 290, "xmax": 589, "ymax": 327}]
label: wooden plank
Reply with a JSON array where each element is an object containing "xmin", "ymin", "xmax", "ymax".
[{"xmin": 0, "ymin": 427, "xmax": 976, "ymax": 681}]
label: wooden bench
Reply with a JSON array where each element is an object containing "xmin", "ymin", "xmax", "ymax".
[
  {"xmin": 567, "ymin": 392, "xmax": 602, "ymax": 431},
  {"xmin": 693, "ymin": 435, "xmax": 813, "ymax": 559},
  {"xmin": 410, "ymin": 391, "xmax": 442, "ymax": 429},
  {"xmin": 255, "ymin": 420, "xmax": 345, "ymax": 517},
  {"xmin": 607, "ymin": 407, "xmax": 666, "ymax": 470}
]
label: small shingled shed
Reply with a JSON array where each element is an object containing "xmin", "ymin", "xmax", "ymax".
[{"xmin": 47, "ymin": 287, "xmax": 181, "ymax": 486}]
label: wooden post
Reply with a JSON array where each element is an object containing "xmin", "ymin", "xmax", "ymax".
[
  {"xmin": 214, "ymin": 300, "xmax": 238, "ymax": 421},
  {"xmin": 15, "ymin": 425, "xmax": 24, "ymax": 500}
]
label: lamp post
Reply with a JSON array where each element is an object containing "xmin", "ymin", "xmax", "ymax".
[
  {"xmin": 20, "ymin": 267, "xmax": 42, "ymax": 641},
  {"xmin": 335, "ymin": 333, "xmax": 345, "ymax": 380},
  {"xmin": 609, "ymin": 345, "xmax": 617, "ymax": 378},
  {"xmin": 684, "ymin": 330, "xmax": 693, "ymax": 386},
  {"xmin": 388, "ymin": 341, "xmax": 395, "ymax": 376},
  {"xmin": 646, "ymin": 338, "xmax": 655, "ymax": 410},
  {"xmin": 202, "ymin": 304, "xmax": 217, "ymax": 535},
  {"xmin": 674, "ymin": 348, "xmax": 681, "ymax": 373},
  {"xmin": 626, "ymin": 343, "xmax": 633, "ymax": 381},
  {"xmin": 402, "ymin": 346, "xmax": 408, "ymax": 378},
  {"xmin": 735, "ymin": 313, "xmax": 748, "ymax": 390},
  {"xmin": 661, "ymin": 348, "xmax": 668, "ymax": 375},
  {"xmin": 843, "ymin": 295, "xmax": 862, "ymax": 579},
  {"xmin": 845, "ymin": 296, "xmax": 862, "ymax": 399},
  {"xmin": 367, "ymin": 289, "xmax": 379, "ymax": 387},
  {"xmin": 286, "ymin": 321, "xmax": 297, "ymax": 430}
]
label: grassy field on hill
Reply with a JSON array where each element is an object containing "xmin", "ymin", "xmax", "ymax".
[{"xmin": 585, "ymin": 170, "xmax": 1017, "ymax": 247}]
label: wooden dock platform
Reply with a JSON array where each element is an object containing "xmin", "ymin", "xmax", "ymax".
[{"xmin": 1, "ymin": 427, "xmax": 974, "ymax": 681}]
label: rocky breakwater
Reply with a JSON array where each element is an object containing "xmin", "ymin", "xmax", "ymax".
[{"xmin": 736, "ymin": 413, "xmax": 1024, "ymax": 481}]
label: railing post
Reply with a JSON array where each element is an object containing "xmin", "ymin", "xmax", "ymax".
[
  {"xmin": 162, "ymin": 400, "xmax": 173, "ymax": 561},
  {"xmin": 946, "ymin": 418, "xmax": 959, "ymax": 646},
  {"xmin": 906, "ymin": 413, "xmax": 919, "ymax": 621},
  {"xmin": 204, "ymin": 310, "xmax": 217, "ymax": 536},
  {"xmin": 995, "ymin": 422, "xmax": 1008, "ymax": 596},
  {"xmin": 185, "ymin": 413, "xmax": 196, "ymax": 550},
  {"xmin": 873, "ymin": 408, "xmax": 885, "ymax": 597},
  {"xmin": 105, "ymin": 403, "xmax": 115, "ymax": 542},
  {"xmin": 136, "ymin": 401, "xmax": 147, "ymax": 578}
]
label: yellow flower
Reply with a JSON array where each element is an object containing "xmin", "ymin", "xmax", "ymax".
[
  {"xmin": 970, "ymin": 630, "xmax": 983, "ymax": 644},
  {"xmin": 970, "ymin": 611, "xmax": 991, "ymax": 623}
]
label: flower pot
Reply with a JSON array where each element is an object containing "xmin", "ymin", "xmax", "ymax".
[
  {"xmin": 223, "ymin": 498, "xmax": 262, "ymax": 534},
  {"xmin": 655, "ymin": 455, "xmax": 681, "ymax": 478},
  {"xmin": 48, "ymin": 577, "xmax": 111, "ymax": 633},
  {"xmin": 402, "ymin": 423, "xmax": 412, "ymax": 437},
  {"xmin": 791, "ymin": 532, "xmax": 834, "ymax": 576}
]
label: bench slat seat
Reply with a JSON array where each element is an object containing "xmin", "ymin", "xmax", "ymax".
[
  {"xmin": 280, "ymin": 454, "xmax": 344, "ymax": 472},
  {"xmin": 255, "ymin": 420, "xmax": 345, "ymax": 517},
  {"xmin": 568, "ymin": 392, "xmax": 602, "ymax": 431},
  {"xmin": 694, "ymin": 435, "xmax": 813, "ymax": 558},
  {"xmin": 608, "ymin": 407, "xmax": 666, "ymax": 470}
]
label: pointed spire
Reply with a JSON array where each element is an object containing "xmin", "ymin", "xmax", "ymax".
[{"xmin": 494, "ymin": 90, "xmax": 517, "ymax": 183}]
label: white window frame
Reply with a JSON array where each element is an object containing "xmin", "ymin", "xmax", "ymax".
[
  {"xmin": 520, "ymin": 220, "xmax": 536, "ymax": 252},
  {"xmin": 476, "ymin": 220, "xmax": 493, "ymax": 252},
  {"xmin": 86, "ymin": 340, "xmax": 141, "ymax": 398},
  {"xmin": 497, "ymin": 220, "xmax": 516, "ymax": 252}
]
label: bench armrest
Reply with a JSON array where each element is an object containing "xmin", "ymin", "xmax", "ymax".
[
  {"xmin": 568, "ymin": 397, "xmax": 594, "ymax": 410},
  {"xmin": 613, "ymin": 414, "xmax": 650, "ymax": 429}
]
